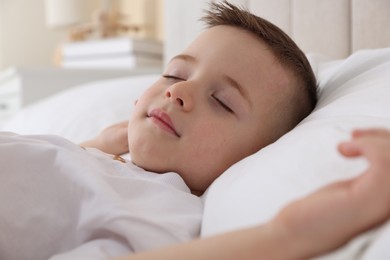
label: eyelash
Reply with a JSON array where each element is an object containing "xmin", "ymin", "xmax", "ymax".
[
  {"xmin": 162, "ymin": 74, "xmax": 184, "ymax": 81},
  {"xmin": 213, "ymin": 95, "xmax": 234, "ymax": 113}
]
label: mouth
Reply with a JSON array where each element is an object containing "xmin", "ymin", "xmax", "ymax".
[{"xmin": 148, "ymin": 109, "xmax": 181, "ymax": 137}]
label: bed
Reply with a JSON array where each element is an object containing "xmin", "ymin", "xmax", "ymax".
[{"xmin": 2, "ymin": 0, "xmax": 390, "ymax": 259}]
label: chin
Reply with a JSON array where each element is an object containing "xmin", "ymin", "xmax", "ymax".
[{"xmin": 129, "ymin": 151, "xmax": 169, "ymax": 174}]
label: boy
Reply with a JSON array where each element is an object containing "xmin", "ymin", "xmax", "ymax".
[
  {"xmin": 84, "ymin": 0, "xmax": 317, "ymax": 196},
  {"xmin": 1, "ymin": 1, "xmax": 389, "ymax": 260}
]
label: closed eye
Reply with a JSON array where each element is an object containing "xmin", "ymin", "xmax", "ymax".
[
  {"xmin": 162, "ymin": 74, "xmax": 185, "ymax": 81},
  {"xmin": 213, "ymin": 95, "xmax": 234, "ymax": 113}
]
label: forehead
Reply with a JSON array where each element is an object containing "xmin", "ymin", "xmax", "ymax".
[{"xmin": 182, "ymin": 25, "xmax": 292, "ymax": 106}]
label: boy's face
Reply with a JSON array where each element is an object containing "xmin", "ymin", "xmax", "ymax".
[{"xmin": 128, "ymin": 25, "xmax": 293, "ymax": 195}]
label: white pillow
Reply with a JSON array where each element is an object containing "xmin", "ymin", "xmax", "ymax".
[
  {"xmin": 201, "ymin": 47, "xmax": 390, "ymax": 260},
  {"xmin": 1, "ymin": 74, "xmax": 159, "ymax": 143}
]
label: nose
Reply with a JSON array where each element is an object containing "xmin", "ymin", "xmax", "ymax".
[{"xmin": 165, "ymin": 81, "xmax": 194, "ymax": 111}]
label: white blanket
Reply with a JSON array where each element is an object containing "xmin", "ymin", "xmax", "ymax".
[{"xmin": 0, "ymin": 132, "xmax": 203, "ymax": 260}]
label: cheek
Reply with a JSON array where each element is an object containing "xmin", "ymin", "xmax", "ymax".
[
  {"xmin": 136, "ymin": 81, "xmax": 165, "ymax": 104},
  {"xmin": 192, "ymin": 120, "xmax": 260, "ymax": 166},
  {"xmin": 188, "ymin": 123, "xmax": 235, "ymax": 157},
  {"xmin": 136, "ymin": 90, "xmax": 156, "ymax": 107}
]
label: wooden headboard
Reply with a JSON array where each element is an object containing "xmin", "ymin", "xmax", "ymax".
[{"xmin": 164, "ymin": 0, "xmax": 390, "ymax": 62}]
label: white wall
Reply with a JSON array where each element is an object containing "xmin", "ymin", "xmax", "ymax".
[
  {"xmin": 0, "ymin": 0, "xmax": 4, "ymax": 68},
  {"xmin": 164, "ymin": 0, "xmax": 206, "ymax": 64},
  {"xmin": 0, "ymin": 0, "xmax": 66, "ymax": 70}
]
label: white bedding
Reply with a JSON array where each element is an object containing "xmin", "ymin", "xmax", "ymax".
[
  {"xmin": 0, "ymin": 132, "xmax": 202, "ymax": 259},
  {"xmin": 2, "ymin": 47, "xmax": 390, "ymax": 259}
]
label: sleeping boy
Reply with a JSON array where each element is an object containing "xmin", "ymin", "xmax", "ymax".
[
  {"xmin": 1, "ymin": 1, "xmax": 390, "ymax": 260},
  {"xmin": 83, "ymin": 0, "xmax": 317, "ymax": 196}
]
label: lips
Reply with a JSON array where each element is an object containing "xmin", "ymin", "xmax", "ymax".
[{"xmin": 148, "ymin": 109, "xmax": 180, "ymax": 137}]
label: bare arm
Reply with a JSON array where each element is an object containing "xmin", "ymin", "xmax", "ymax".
[
  {"xmin": 115, "ymin": 128, "xmax": 390, "ymax": 260},
  {"xmin": 116, "ymin": 224, "xmax": 290, "ymax": 260},
  {"xmin": 80, "ymin": 121, "xmax": 129, "ymax": 155}
]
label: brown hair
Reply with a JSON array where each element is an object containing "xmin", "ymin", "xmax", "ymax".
[{"xmin": 201, "ymin": 1, "xmax": 317, "ymax": 138}]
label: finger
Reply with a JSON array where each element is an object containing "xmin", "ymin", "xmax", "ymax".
[
  {"xmin": 119, "ymin": 121, "xmax": 129, "ymax": 128},
  {"xmin": 338, "ymin": 141, "xmax": 363, "ymax": 157},
  {"xmin": 119, "ymin": 126, "xmax": 129, "ymax": 138},
  {"xmin": 352, "ymin": 128, "xmax": 390, "ymax": 139},
  {"xmin": 339, "ymin": 128, "xmax": 390, "ymax": 158},
  {"xmin": 344, "ymin": 140, "xmax": 390, "ymax": 171}
]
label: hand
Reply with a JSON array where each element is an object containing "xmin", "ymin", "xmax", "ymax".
[
  {"xmin": 271, "ymin": 128, "xmax": 390, "ymax": 258},
  {"xmin": 81, "ymin": 121, "xmax": 129, "ymax": 155}
]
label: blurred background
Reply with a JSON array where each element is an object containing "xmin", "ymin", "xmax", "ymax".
[{"xmin": 0, "ymin": 0, "xmax": 164, "ymax": 70}]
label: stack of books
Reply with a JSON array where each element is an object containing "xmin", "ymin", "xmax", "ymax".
[{"xmin": 60, "ymin": 37, "xmax": 163, "ymax": 69}]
